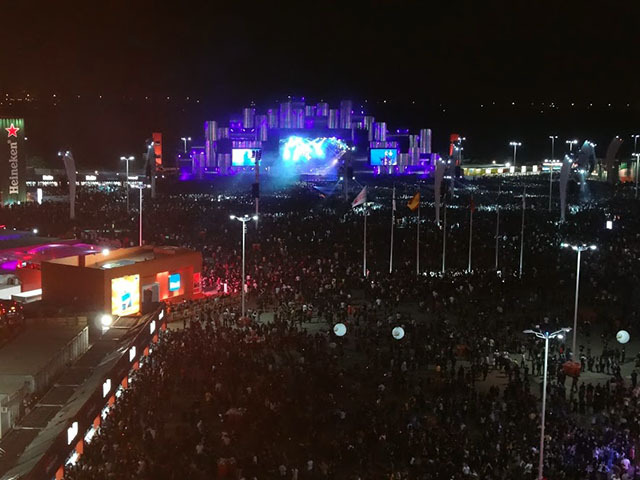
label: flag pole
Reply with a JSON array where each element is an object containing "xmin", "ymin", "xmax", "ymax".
[
  {"xmin": 441, "ymin": 202, "xmax": 447, "ymax": 274},
  {"xmin": 363, "ymin": 202, "xmax": 367, "ymax": 277},
  {"xmin": 495, "ymin": 185, "xmax": 500, "ymax": 271},
  {"xmin": 416, "ymin": 200, "xmax": 420, "ymax": 276},
  {"xmin": 468, "ymin": 197, "xmax": 473, "ymax": 273},
  {"xmin": 389, "ymin": 186, "xmax": 395, "ymax": 274},
  {"xmin": 139, "ymin": 186, "xmax": 143, "ymax": 246},
  {"xmin": 519, "ymin": 186, "xmax": 526, "ymax": 278}
]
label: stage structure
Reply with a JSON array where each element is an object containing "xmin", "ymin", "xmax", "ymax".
[{"xmin": 189, "ymin": 98, "xmax": 436, "ymax": 179}]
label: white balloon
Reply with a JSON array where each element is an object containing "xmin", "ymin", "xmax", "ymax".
[
  {"xmin": 616, "ymin": 330, "xmax": 630, "ymax": 344},
  {"xmin": 392, "ymin": 326, "xmax": 405, "ymax": 340},
  {"xmin": 333, "ymin": 323, "xmax": 347, "ymax": 337}
]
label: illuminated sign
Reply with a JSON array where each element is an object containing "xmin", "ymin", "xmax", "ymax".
[
  {"xmin": 232, "ymin": 149, "xmax": 260, "ymax": 167},
  {"xmin": 1, "ymin": 118, "xmax": 26, "ymax": 204},
  {"xmin": 85, "ymin": 175, "xmax": 97, "ymax": 181},
  {"xmin": 370, "ymin": 148, "xmax": 398, "ymax": 166},
  {"xmin": 129, "ymin": 346, "xmax": 136, "ymax": 362},
  {"xmin": 169, "ymin": 273, "xmax": 181, "ymax": 292},
  {"xmin": 111, "ymin": 274, "xmax": 140, "ymax": 316},
  {"xmin": 42, "ymin": 175, "xmax": 54, "ymax": 181},
  {"xmin": 150, "ymin": 320, "xmax": 156, "ymax": 334}
]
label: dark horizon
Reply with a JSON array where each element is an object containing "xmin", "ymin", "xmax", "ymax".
[{"xmin": 1, "ymin": 0, "xmax": 639, "ymax": 168}]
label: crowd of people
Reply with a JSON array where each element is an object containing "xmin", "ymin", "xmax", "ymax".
[{"xmin": 4, "ymin": 176, "xmax": 640, "ymax": 479}]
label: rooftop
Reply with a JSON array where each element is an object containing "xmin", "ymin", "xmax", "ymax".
[{"xmin": 45, "ymin": 245, "xmax": 199, "ymax": 270}]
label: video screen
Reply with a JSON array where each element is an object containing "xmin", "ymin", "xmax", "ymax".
[
  {"xmin": 280, "ymin": 136, "xmax": 348, "ymax": 163},
  {"xmin": 111, "ymin": 274, "xmax": 140, "ymax": 316},
  {"xmin": 232, "ymin": 149, "xmax": 260, "ymax": 167},
  {"xmin": 169, "ymin": 273, "xmax": 181, "ymax": 292},
  {"xmin": 370, "ymin": 148, "xmax": 398, "ymax": 166}
]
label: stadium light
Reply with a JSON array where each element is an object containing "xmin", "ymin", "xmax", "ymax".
[
  {"xmin": 566, "ymin": 139, "xmax": 578, "ymax": 152},
  {"xmin": 509, "ymin": 141, "xmax": 521, "ymax": 166}
]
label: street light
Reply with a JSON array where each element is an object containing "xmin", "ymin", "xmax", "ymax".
[
  {"xmin": 230, "ymin": 214, "xmax": 259, "ymax": 319},
  {"xmin": 523, "ymin": 326, "xmax": 571, "ymax": 480},
  {"xmin": 566, "ymin": 139, "xmax": 578, "ymax": 152},
  {"xmin": 561, "ymin": 242, "xmax": 597, "ymax": 356},
  {"xmin": 180, "ymin": 137, "xmax": 192, "ymax": 153},
  {"xmin": 120, "ymin": 156, "xmax": 135, "ymax": 212},
  {"xmin": 509, "ymin": 141, "xmax": 522, "ymax": 166}
]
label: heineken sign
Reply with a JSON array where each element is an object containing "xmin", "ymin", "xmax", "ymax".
[{"xmin": 1, "ymin": 118, "xmax": 26, "ymax": 205}]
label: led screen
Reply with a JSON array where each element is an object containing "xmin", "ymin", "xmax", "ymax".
[
  {"xmin": 280, "ymin": 136, "xmax": 349, "ymax": 163},
  {"xmin": 169, "ymin": 273, "xmax": 181, "ymax": 292},
  {"xmin": 232, "ymin": 149, "xmax": 260, "ymax": 167},
  {"xmin": 370, "ymin": 148, "xmax": 398, "ymax": 166},
  {"xmin": 111, "ymin": 274, "xmax": 140, "ymax": 316}
]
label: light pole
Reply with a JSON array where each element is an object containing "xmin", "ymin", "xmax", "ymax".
[
  {"xmin": 120, "ymin": 156, "xmax": 134, "ymax": 212},
  {"xmin": 180, "ymin": 137, "xmax": 191, "ymax": 153},
  {"xmin": 561, "ymin": 242, "xmax": 597, "ymax": 357},
  {"xmin": 566, "ymin": 139, "xmax": 578, "ymax": 152},
  {"xmin": 230, "ymin": 214, "xmax": 258, "ymax": 319},
  {"xmin": 523, "ymin": 327, "xmax": 571, "ymax": 480},
  {"xmin": 509, "ymin": 141, "xmax": 522, "ymax": 167}
]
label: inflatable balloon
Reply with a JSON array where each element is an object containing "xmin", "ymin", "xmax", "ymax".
[
  {"xmin": 392, "ymin": 326, "xmax": 405, "ymax": 340},
  {"xmin": 333, "ymin": 323, "xmax": 347, "ymax": 337},
  {"xmin": 616, "ymin": 330, "xmax": 630, "ymax": 344}
]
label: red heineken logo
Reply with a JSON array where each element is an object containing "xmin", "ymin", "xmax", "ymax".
[{"xmin": 5, "ymin": 123, "xmax": 19, "ymax": 138}]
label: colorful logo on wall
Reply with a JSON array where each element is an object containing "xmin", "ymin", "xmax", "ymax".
[
  {"xmin": 1, "ymin": 118, "xmax": 26, "ymax": 205},
  {"xmin": 111, "ymin": 274, "xmax": 140, "ymax": 316}
]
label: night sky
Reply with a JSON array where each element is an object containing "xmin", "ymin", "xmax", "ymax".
[{"xmin": 1, "ymin": 1, "xmax": 639, "ymax": 167}]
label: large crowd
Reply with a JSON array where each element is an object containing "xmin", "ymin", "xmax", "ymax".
[{"xmin": 3, "ymin": 176, "xmax": 640, "ymax": 479}]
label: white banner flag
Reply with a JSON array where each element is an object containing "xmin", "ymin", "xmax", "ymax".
[
  {"xmin": 434, "ymin": 161, "xmax": 446, "ymax": 223},
  {"xmin": 559, "ymin": 157, "xmax": 571, "ymax": 222},
  {"xmin": 352, "ymin": 186, "xmax": 367, "ymax": 208}
]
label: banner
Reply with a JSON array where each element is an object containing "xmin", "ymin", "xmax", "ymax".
[
  {"xmin": 1, "ymin": 118, "xmax": 26, "ymax": 205},
  {"xmin": 559, "ymin": 157, "xmax": 571, "ymax": 222},
  {"xmin": 152, "ymin": 132, "xmax": 162, "ymax": 169},
  {"xmin": 352, "ymin": 186, "xmax": 367, "ymax": 208},
  {"xmin": 605, "ymin": 137, "xmax": 623, "ymax": 185},
  {"xmin": 434, "ymin": 161, "xmax": 446, "ymax": 223},
  {"xmin": 62, "ymin": 152, "xmax": 77, "ymax": 219},
  {"xmin": 407, "ymin": 192, "xmax": 420, "ymax": 211},
  {"xmin": 145, "ymin": 140, "xmax": 156, "ymax": 198}
]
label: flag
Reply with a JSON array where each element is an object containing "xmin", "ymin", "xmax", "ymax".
[
  {"xmin": 352, "ymin": 186, "xmax": 367, "ymax": 208},
  {"xmin": 434, "ymin": 160, "xmax": 446, "ymax": 223},
  {"xmin": 407, "ymin": 192, "xmax": 420, "ymax": 211},
  {"xmin": 469, "ymin": 195, "xmax": 475, "ymax": 213}
]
